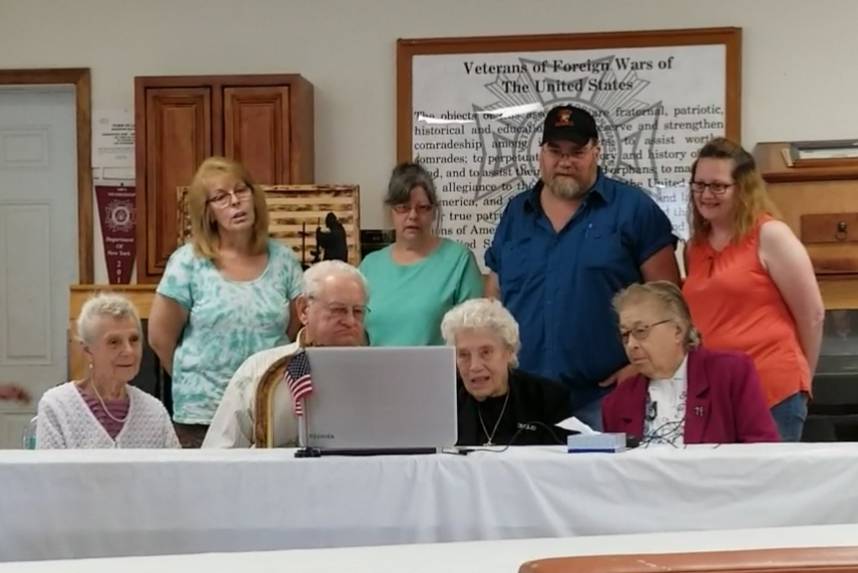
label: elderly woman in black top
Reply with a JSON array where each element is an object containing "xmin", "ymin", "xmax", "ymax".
[{"xmin": 441, "ymin": 298, "xmax": 570, "ymax": 446}]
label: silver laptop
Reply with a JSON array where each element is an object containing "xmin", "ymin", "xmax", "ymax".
[{"xmin": 302, "ymin": 346, "xmax": 457, "ymax": 452}]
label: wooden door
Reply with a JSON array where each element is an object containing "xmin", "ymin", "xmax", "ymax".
[
  {"xmin": 135, "ymin": 74, "xmax": 314, "ymax": 284},
  {"xmin": 136, "ymin": 87, "xmax": 212, "ymax": 282},
  {"xmin": 222, "ymin": 78, "xmax": 314, "ymax": 186},
  {"xmin": 224, "ymin": 86, "xmax": 291, "ymax": 185},
  {"xmin": 0, "ymin": 86, "xmax": 78, "ymax": 446}
]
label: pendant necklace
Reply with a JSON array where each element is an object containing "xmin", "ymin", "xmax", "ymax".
[{"xmin": 477, "ymin": 391, "xmax": 510, "ymax": 446}]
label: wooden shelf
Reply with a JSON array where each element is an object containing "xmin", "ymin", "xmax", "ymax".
[{"xmin": 755, "ymin": 142, "xmax": 858, "ymax": 309}]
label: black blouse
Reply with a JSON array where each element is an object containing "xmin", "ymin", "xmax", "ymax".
[{"xmin": 456, "ymin": 369, "xmax": 572, "ymax": 446}]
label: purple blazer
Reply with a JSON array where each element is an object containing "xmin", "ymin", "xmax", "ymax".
[{"xmin": 602, "ymin": 347, "xmax": 780, "ymax": 444}]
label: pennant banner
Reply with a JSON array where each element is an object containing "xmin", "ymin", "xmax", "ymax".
[{"xmin": 95, "ymin": 185, "xmax": 136, "ymax": 284}]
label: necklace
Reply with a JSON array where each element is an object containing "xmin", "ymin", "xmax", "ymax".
[
  {"xmin": 87, "ymin": 378, "xmax": 129, "ymax": 424},
  {"xmin": 477, "ymin": 391, "xmax": 510, "ymax": 446}
]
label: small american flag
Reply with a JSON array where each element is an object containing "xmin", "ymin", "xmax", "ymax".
[{"xmin": 284, "ymin": 351, "xmax": 314, "ymax": 416}]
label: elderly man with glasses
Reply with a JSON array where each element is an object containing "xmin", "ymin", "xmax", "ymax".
[{"xmin": 204, "ymin": 261, "xmax": 368, "ymax": 448}]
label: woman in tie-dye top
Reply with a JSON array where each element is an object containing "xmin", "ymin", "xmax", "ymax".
[{"xmin": 149, "ymin": 157, "xmax": 303, "ymax": 447}]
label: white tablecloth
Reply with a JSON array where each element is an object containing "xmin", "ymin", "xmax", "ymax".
[
  {"xmin": 2, "ymin": 443, "xmax": 858, "ymax": 561},
  {"xmin": 2, "ymin": 524, "xmax": 858, "ymax": 573}
]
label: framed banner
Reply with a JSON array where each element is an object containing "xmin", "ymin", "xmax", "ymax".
[{"xmin": 397, "ymin": 28, "xmax": 741, "ymax": 265}]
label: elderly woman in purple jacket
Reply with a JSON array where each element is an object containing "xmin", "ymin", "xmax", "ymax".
[{"xmin": 602, "ymin": 281, "xmax": 780, "ymax": 446}]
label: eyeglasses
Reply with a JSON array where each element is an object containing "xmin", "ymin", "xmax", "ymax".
[
  {"xmin": 310, "ymin": 297, "xmax": 368, "ymax": 321},
  {"xmin": 391, "ymin": 203, "xmax": 433, "ymax": 215},
  {"xmin": 542, "ymin": 143, "xmax": 595, "ymax": 161},
  {"xmin": 206, "ymin": 185, "xmax": 252, "ymax": 208},
  {"xmin": 690, "ymin": 181, "xmax": 734, "ymax": 195},
  {"xmin": 619, "ymin": 319, "xmax": 673, "ymax": 344}
]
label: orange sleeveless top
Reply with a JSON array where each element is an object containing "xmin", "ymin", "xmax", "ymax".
[{"xmin": 682, "ymin": 216, "xmax": 810, "ymax": 407}]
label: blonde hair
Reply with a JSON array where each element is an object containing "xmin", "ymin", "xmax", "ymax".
[
  {"xmin": 441, "ymin": 298, "xmax": 521, "ymax": 367},
  {"xmin": 77, "ymin": 293, "xmax": 142, "ymax": 346},
  {"xmin": 612, "ymin": 281, "xmax": 701, "ymax": 350},
  {"xmin": 187, "ymin": 156, "xmax": 270, "ymax": 260},
  {"xmin": 689, "ymin": 137, "xmax": 780, "ymax": 244}
]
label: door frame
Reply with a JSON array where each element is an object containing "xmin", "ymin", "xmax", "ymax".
[{"xmin": 0, "ymin": 68, "xmax": 93, "ymax": 283}]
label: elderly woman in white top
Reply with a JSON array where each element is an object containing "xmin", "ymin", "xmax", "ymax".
[{"xmin": 36, "ymin": 294, "xmax": 180, "ymax": 448}]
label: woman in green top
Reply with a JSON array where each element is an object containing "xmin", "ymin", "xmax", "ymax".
[{"xmin": 360, "ymin": 162, "xmax": 483, "ymax": 345}]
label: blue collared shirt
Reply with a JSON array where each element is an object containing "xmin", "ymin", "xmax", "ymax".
[{"xmin": 486, "ymin": 170, "xmax": 676, "ymax": 407}]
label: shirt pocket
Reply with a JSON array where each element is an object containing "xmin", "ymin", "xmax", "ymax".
[
  {"xmin": 581, "ymin": 225, "xmax": 637, "ymax": 279},
  {"xmin": 499, "ymin": 239, "xmax": 533, "ymax": 294}
]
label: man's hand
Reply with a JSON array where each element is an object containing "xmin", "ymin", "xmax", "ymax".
[
  {"xmin": 598, "ymin": 364, "xmax": 639, "ymax": 388},
  {"xmin": 0, "ymin": 384, "xmax": 30, "ymax": 402}
]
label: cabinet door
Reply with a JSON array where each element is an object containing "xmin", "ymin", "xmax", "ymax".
[
  {"xmin": 138, "ymin": 87, "xmax": 212, "ymax": 282},
  {"xmin": 223, "ymin": 86, "xmax": 290, "ymax": 185}
]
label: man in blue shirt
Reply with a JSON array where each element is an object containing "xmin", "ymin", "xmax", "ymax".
[{"xmin": 485, "ymin": 105, "xmax": 680, "ymax": 430}]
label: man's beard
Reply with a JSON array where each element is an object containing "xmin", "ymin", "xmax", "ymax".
[{"xmin": 548, "ymin": 176, "xmax": 586, "ymax": 200}]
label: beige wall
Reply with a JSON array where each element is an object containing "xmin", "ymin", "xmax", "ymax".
[{"xmin": 1, "ymin": 0, "xmax": 856, "ymax": 280}]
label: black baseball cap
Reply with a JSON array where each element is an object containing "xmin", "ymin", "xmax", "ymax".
[{"xmin": 540, "ymin": 105, "xmax": 599, "ymax": 145}]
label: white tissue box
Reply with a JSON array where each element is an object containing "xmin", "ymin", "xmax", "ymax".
[{"xmin": 567, "ymin": 433, "xmax": 626, "ymax": 453}]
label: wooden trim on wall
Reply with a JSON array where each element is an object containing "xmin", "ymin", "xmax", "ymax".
[
  {"xmin": 0, "ymin": 68, "xmax": 93, "ymax": 283},
  {"xmin": 397, "ymin": 27, "xmax": 742, "ymax": 162}
]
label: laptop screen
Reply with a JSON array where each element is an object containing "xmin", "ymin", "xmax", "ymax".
[{"xmin": 302, "ymin": 346, "xmax": 458, "ymax": 450}]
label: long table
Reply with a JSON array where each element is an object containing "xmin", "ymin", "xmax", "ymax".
[
  {"xmin": 2, "ymin": 443, "xmax": 858, "ymax": 561},
  {"xmin": 2, "ymin": 524, "xmax": 858, "ymax": 573}
]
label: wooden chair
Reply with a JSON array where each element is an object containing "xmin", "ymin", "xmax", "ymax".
[{"xmin": 252, "ymin": 353, "xmax": 295, "ymax": 448}]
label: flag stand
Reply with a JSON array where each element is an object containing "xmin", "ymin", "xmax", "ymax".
[
  {"xmin": 295, "ymin": 398, "xmax": 322, "ymax": 457},
  {"xmin": 297, "ymin": 398, "xmax": 308, "ymax": 447}
]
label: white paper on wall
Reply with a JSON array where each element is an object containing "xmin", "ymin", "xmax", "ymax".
[
  {"xmin": 411, "ymin": 45, "xmax": 725, "ymax": 268},
  {"xmin": 92, "ymin": 109, "xmax": 135, "ymax": 181}
]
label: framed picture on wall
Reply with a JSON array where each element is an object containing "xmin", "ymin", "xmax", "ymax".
[{"xmin": 396, "ymin": 27, "xmax": 741, "ymax": 266}]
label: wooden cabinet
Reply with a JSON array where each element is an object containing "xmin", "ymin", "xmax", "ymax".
[
  {"xmin": 755, "ymin": 142, "xmax": 858, "ymax": 309},
  {"xmin": 135, "ymin": 74, "xmax": 314, "ymax": 283}
]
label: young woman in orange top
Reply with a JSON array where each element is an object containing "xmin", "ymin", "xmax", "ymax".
[{"xmin": 682, "ymin": 138, "xmax": 824, "ymax": 442}]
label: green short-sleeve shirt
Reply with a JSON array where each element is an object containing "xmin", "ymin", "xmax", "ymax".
[{"xmin": 360, "ymin": 238, "xmax": 483, "ymax": 346}]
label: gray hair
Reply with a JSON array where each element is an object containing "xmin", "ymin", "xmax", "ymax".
[
  {"xmin": 303, "ymin": 260, "xmax": 368, "ymax": 299},
  {"xmin": 77, "ymin": 293, "xmax": 142, "ymax": 346},
  {"xmin": 384, "ymin": 162, "xmax": 439, "ymax": 207},
  {"xmin": 441, "ymin": 298, "xmax": 521, "ymax": 367},
  {"xmin": 612, "ymin": 281, "xmax": 701, "ymax": 350}
]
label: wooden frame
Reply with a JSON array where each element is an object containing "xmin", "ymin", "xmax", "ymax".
[
  {"xmin": 0, "ymin": 68, "xmax": 93, "ymax": 283},
  {"xmin": 397, "ymin": 28, "xmax": 741, "ymax": 161},
  {"xmin": 396, "ymin": 29, "xmax": 740, "ymax": 267}
]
